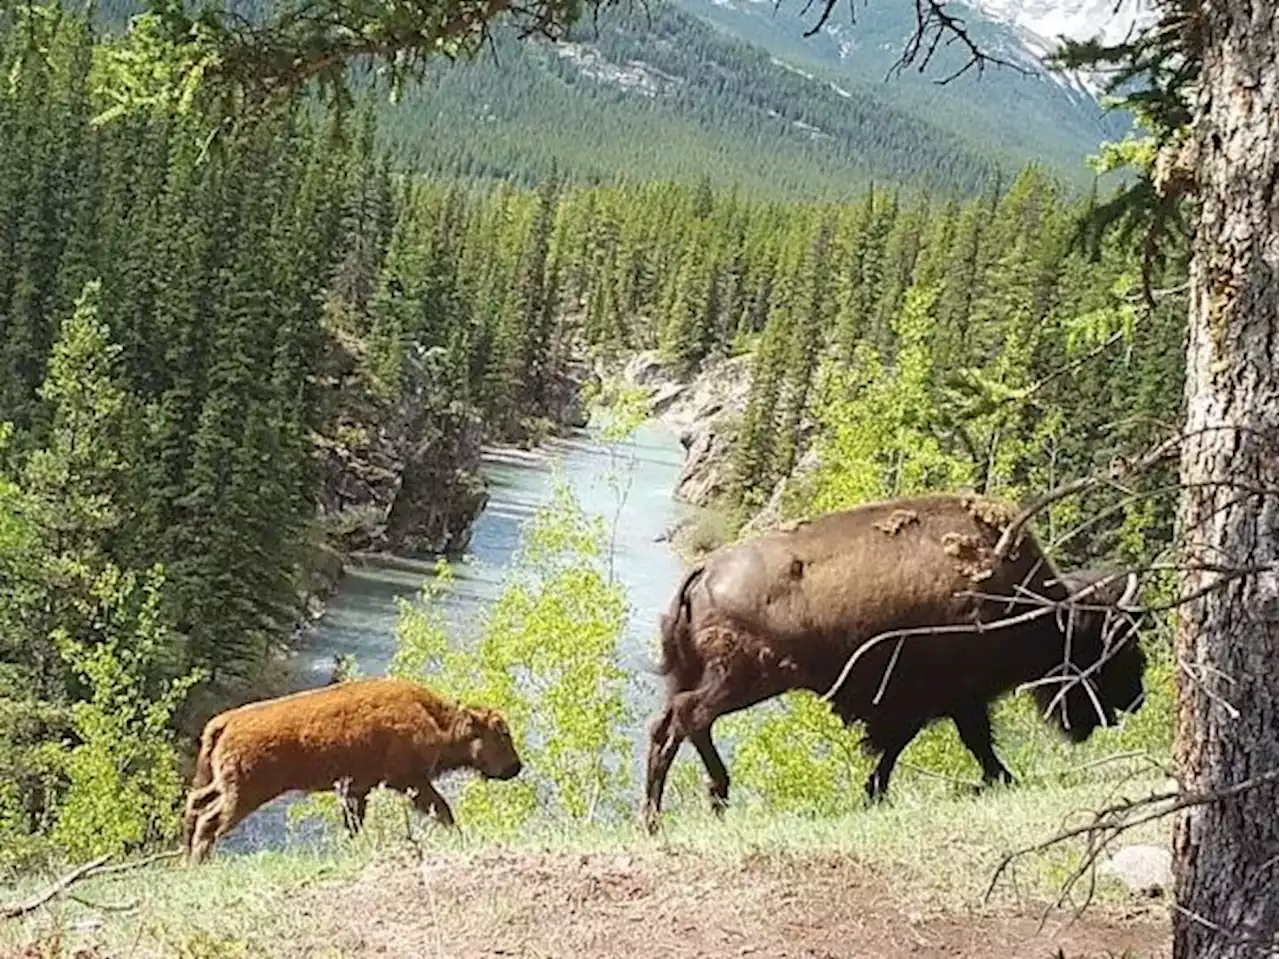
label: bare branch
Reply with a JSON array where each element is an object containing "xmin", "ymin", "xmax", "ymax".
[
  {"xmin": 993, "ymin": 432, "xmax": 1183, "ymax": 561},
  {"xmin": 983, "ymin": 772, "xmax": 1280, "ymax": 907},
  {"xmin": 1, "ymin": 856, "xmax": 110, "ymax": 921},
  {"xmin": 821, "ymin": 573, "xmax": 1123, "ymax": 703},
  {"xmin": 879, "ymin": 0, "xmax": 1029, "ymax": 81},
  {"xmin": 796, "ymin": 0, "xmax": 1025, "ymax": 82},
  {"xmin": 1, "ymin": 851, "xmax": 182, "ymax": 922}
]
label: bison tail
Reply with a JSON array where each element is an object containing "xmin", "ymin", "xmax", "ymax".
[
  {"xmin": 190, "ymin": 716, "xmax": 228, "ymax": 791},
  {"xmin": 655, "ymin": 565, "xmax": 703, "ymax": 684}
]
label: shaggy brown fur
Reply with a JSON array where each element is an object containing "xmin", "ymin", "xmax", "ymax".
[
  {"xmin": 642, "ymin": 493, "xmax": 1147, "ymax": 832},
  {"xmin": 183, "ymin": 678, "xmax": 522, "ymax": 863}
]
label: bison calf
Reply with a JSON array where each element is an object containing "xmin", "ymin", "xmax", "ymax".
[{"xmin": 183, "ymin": 677, "xmax": 522, "ymax": 863}]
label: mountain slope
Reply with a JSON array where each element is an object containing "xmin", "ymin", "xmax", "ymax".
[
  {"xmin": 378, "ymin": 2, "xmax": 1031, "ymax": 198},
  {"xmin": 95, "ymin": 0, "xmax": 1117, "ymax": 195},
  {"xmin": 669, "ymin": 0, "xmax": 1137, "ymax": 181}
]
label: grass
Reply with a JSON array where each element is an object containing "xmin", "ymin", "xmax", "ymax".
[{"xmin": 1, "ymin": 764, "xmax": 1174, "ymax": 958}]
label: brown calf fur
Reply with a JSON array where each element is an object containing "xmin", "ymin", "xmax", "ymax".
[
  {"xmin": 183, "ymin": 677, "xmax": 522, "ymax": 863},
  {"xmin": 642, "ymin": 493, "xmax": 1147, "ymax": 832}
]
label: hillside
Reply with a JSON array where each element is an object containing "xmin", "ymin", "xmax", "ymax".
[
  {"xmin": 90, "ymin": 0, "xmax": 1116, "ymax": 197},
  {"xmin": 377, "ymin": 2, "xmax": 1018, "ymax": 198},
  {"xmin": 671, "ymin": 0, "xmax": 1135, "ymax": 182}
]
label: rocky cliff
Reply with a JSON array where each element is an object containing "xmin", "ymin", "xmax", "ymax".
[
  {"xmin": 616, "ymin": 349, "xmax": 822, "ymax": 552},
  {"xmin": 312, "ymin": 336, "xmax": 489, "ymax": 560},
  {"xmin": 618, "ymin": 350, "xmax": 754, "ymax": 508},
  {"xmin": 314, "ymin": 335, "xmax": 595, "ymax": 564}
]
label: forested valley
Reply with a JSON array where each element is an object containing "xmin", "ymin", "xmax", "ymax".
[{"xmin": 1, "ymin": 0, "xmax": 1187, "ymax": 903}]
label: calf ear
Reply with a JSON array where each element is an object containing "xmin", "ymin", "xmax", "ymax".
[{"xmin": 452, "ymin": 711, "xmax": 478, "ymax": 740}]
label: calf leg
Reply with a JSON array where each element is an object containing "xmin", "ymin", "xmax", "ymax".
[
  {"xmin": 188, "ymin": 782, "xmax": 249, "ymax": 865},
  {"xmin": 183, "ymin": 783, "xmax": 220, "ymax": 857},
  {"xmin": 951, "ymin": 703, "xmax": 1014, "ymax": 788},
  {"xmin": 336, "ymin": 780, "xmax": 369, "ymax": 836},
  {"xmin": 407, "ymin": 780, "xmax": 455, "ymax": 828}
]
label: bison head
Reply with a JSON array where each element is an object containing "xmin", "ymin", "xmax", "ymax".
[
  {"xmin": 461, "ymin": 706, "xmax": 523, "ymax": 780},
  {"xmin": 1034, "ymin": 569, "xmax": 1148, "ymax": 743}
]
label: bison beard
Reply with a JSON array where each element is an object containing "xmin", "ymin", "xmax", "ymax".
[
  {"xmin": 183, "ymin": 678, "xmax": 522, "ymax": 863},
  {"xmin": 641, "ymin": 493, "xmax": 1148, "ymax": 833}
]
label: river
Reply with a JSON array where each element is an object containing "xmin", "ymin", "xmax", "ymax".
[{"xmin": 219, "ymin": 418, "xmax": 690, "ymax": 853}]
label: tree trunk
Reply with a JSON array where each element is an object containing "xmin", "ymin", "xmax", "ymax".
[{"xmin": 1172, "ymin": 1, "xmax": 1279, "ymax": 956}]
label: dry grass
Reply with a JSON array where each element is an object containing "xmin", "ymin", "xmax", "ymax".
[{"xmin": 1, "ymin": 772, "xmax": 1175, "ymax": 958}]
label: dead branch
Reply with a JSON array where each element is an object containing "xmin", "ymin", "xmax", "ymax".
[
  {"xmin": 993, "ymin": 433, "xmax": 1183, "ymax": 562},
  {"xmin": 898, "ymin": 761, "xmax": 982, "ymax": 790},
  {"xmin": 823, "ymin": 548, "xmax": 1271, "ymax": 715},
  {"xmin": 797, "ymin": 0, "xmax": 1025, "ymax": 82},
  {"xmin": 821, "ymin": 572, "xmax": 1124, "ymax": 703},
  {"xmin": 1025, "ymin": 329, "xmax": 1126, "ymax": 398},
  {"xmin": 982, "ymin": 771, "xmax": 1280, "ymax": 908},
  {"xmin": 67, "ymin": 893, "xmax": 141, "ymax": 912},
  {"xmin": 1, "ymin": 851, "xmax": 182, "ymax": 921},
  {"xmin": 1050, "ymin": 750, "xmax": 1170, "ymax": 781}
]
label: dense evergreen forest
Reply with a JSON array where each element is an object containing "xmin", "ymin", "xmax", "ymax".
[
  {"xmin": 90, "ymin": 0, "xmax": 1019, "ymax": 199},
  {"xmin": 378, "ymin": 4, "xmax": 1012, "ymax": 198},
  {"xmin": 0, "ymin": 0, "xmax": 1186, "ymax": 870}
]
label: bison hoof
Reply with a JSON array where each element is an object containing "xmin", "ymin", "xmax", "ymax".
[{"xmin": 640, "ymin": 805, "xmax": 661, "ymax": 836}]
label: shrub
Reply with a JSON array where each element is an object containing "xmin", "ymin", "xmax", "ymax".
[{"xmin": 47, "ymin": 565, "xmax": 203, "ymax": 860}]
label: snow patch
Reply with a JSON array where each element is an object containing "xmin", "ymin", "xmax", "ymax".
[
  {"xmin": 791, "ymin": 118, "xmax": 832, "ymax": 140},
  {"xmin": 961, "ymin": 0, "xmax": 1159, "ymax": 96},
  {"xmin": 770, "ymin": 56, "xmax": 816, "ymax": 81}
]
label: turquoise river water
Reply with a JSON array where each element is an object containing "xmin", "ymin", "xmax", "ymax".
[{"xmin": 220, "ymin": 419, "xmax": 689, "ymax": 853}]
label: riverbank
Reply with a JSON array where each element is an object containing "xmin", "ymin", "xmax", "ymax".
[
  {"xmin": 604, "ymin": 350, "xmax": 766, "ymax": 565},
  {"xmin": 201, "ymin": 415, "xmax": 689, "ymax": 856}
]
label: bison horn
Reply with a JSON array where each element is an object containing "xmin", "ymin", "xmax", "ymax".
[{"xmin": 1117, "ymin": 571, "xmax": 1140, "ymax": 611}]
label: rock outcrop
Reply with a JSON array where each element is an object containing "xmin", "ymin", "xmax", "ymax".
[
  {"xmin": 618, "ymin": 350, "xmax": 754, "ymax": 508},
  {"xmin": 546, "ymin": 362, "xmax": 595, "ymax": 431},
  {"xmin": 616, "ymin": 349, "xmax": 822, "ymax": 542},
  {"xmin": 313, "ymin": 338, "xmax": 489, "ymax": 559}
]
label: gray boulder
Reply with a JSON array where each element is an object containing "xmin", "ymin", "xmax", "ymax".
[{"xmin": 1099, "ymin": 845, "xmax": 1173, "ymax": 897}]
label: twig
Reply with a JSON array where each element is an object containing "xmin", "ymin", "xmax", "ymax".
[
  {"xmin": 898, "ymin": 761, "xmax": 982, "ymax": 790},
  {"xmin": 993, "ymin": 433, "xmax": 1182, "ymax": 561},
  {"xmin": 797, "ymin": 0, "xmax": 1025, "ymax": 82},
  {"xmin": 982, "ymin": 772, "xmax": 1280, "ymax": 907},
  {"xmin": 1, "ymin": 851, "xmax": 182, "ymax": 921},
  {"xmin": 822, "ymin": 573, "xmax": 1120, "ymax": 703},
  {"xmin": 1051, "ymin": 750, "xmax": 1168, "ymax": 780},
  {"xmin": 1, "ymin": 856, "xmax": 110, "ymax": 921},
  {"xmin": 67, "ymin": 893, "xmax": 141, "ymax": 912}
]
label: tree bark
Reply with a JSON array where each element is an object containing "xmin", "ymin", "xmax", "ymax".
[{"xmin": 1172, "ymin": 1, "xmax": 1279, "ymax": 957}]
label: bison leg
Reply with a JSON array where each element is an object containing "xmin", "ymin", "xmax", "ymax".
[
  {"xmin": 642, "ymin": 702, "xmax": 684, "ymax": 835},
  {"xmin": 645, "ymin": 677, "xmax": 779, "ymax": 831},
  {"xmin": 864, "ymin": 720, "xmax": 924, "ymax": 803},
  {"xmin": 338, "ymin": 786, "xmax": 369, "ymax": 836},
  {"xmin": 688, "ymin": 729, "xmax": 729, "ymax": 815},
  {"xmin": 189, "ymin": 780, "xmax": 254, "ymax": 865},
  {"xmin": 951, "ymin": 704, "xmax": 1014, "ymax": 789},
  {"xmin": 183, "ymin": 783, "xmax": 220, "ymax": 857},
  {"xmin": 407, "ymin": 780, "xmax": 455, "ymax": 828}
]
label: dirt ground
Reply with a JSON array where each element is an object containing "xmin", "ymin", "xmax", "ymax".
[{"xmin": 290, "ymin": 849, "xmax": 1171, "ymax": 959}]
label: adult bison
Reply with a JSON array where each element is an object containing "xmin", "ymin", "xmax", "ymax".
[
  {"xmin": 642, "ymin": 493, "xmax": 1147, "ymax": 832},
  {"xmin": 183, "ymin": 677, "xmax": 522, "ymax": 863}
]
